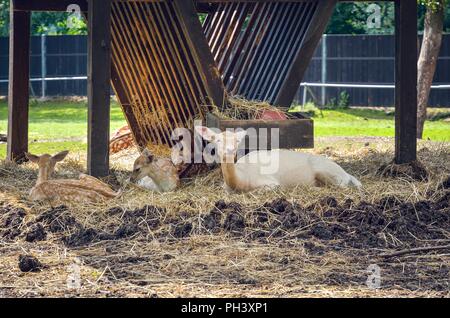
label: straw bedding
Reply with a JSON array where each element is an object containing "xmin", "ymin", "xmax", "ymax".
[{"xmin": 0, "ymin": 138, "xmax": 449, "ymax": 297}]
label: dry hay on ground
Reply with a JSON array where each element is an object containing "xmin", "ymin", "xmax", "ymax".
[
  {"xmin": 378, "ymin": 159, "xmax": 430, "ymax": 181},
  {"xmin": 0, "ymin": 138, "xmax": 449, "ymax": 298}
]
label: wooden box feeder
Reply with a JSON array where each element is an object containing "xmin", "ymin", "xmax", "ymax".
[{"xmin": 206, "ymin": 112, "xmax": 314, "ymax": 151}]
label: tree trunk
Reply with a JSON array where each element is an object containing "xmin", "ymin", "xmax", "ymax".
[{"xmin": 417, "ymin": 5, "xmax": 444, "ymax": 139}]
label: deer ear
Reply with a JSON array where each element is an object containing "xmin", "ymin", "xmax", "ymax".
[
  {"xmin": 235, "ymin": 130, "xmax": 248, "ymax": 144},
  {"xmin": 195, "ymin": 126, "xmax": 217, "ymax": 142},
  {"xmin": 142, "ymin": 148, "xmax": 154, "ymax": 163},
  {"xmin": 25, "ymin": 152, "xmax": 40, "ymax": 163},
  {"xmin": 52, "ymin": 150, "xmax": 69, "ymax": 162}
]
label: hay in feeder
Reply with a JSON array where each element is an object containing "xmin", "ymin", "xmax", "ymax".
[{"xmin": 210, "ymin": 96, "xmax": 294, "ymax": 120}]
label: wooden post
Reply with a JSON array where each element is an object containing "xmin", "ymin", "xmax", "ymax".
[
  {"xmin": 7, "ymin": 2, "xmax": 31, "ymax": 163},
  {"xmin": 395, "ymin": 0, "xmax": 418, "ymax": 164},
  {"xmin": 87, "ymin": 0, "xmax": 112, "ymax": 177},
  {"xmin": 275, "ymin": 0, "xmax": 337, "ymax": 107}
]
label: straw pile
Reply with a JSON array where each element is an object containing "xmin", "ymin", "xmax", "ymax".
[
  {"xmin": 0, "ymin": 138, "xmax": 449, "ymax": 297},
  {"xmin": 211, "ymin": 96, "xmax": 295, "ymax": 120}
]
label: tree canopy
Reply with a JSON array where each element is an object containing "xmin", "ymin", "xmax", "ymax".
[
  {"xmin": 0, "ymin": 0, "xmax": 86, "ymax": 36},
  {"xmin": 0, "ymin": 0, "xmax": 448, "ymax": 37},
  {"xmin": 327, "ymin": 1, "xmax": 449, "ymax": 34}
]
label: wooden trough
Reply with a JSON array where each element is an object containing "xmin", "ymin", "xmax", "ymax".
[{"xmin": 206, "ymin": 112, "xmax": 314, "ymax": 150}]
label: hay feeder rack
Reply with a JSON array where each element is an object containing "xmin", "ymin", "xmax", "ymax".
[{"xmin": 7, "ymin": 0, "xmax": 419, "ymax": 177}]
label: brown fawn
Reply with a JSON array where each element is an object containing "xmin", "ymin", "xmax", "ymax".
[
  {"xmin": 130, "ymin": 149, "xmax": 180, "ymax": 192},
  {"xmin": 26, "ymin": 151, "xmax": 121, "ymax": 203}
]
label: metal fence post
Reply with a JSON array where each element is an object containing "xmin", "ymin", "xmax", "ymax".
[
  {"xmin": 321, "ymin": 34, "xmax": 327, "ymax": 106},
  {"xmin": 41, "ymin": 34, "xmax": 47, "ymax": 99},
  {"xmin": 302, "ymin": 84, "xmax": 308, "ymax": 108}
]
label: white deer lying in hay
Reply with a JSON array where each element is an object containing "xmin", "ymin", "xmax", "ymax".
[
  {"xmin": 130, "ymin": 149, "xmax": 180, "ymax": 192},
  {"xmin": 195, "ymin": 126, "xmax": 362, "ymax": 192},
  {"xmin": 26, "ymin": 151, "xmax": 121, "ymax": 203}
]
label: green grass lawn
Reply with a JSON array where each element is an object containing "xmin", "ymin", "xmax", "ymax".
[
  {"xmin": 0, "ymin": 100, "xmax": 449, "ymax": 159},
  {"xmin": 309, "ymin": 107, "xmax": 450, "ymax": 140},
  {"xmin": 0, "ymin": 100, "xmax": 127, "ymax": 158}
]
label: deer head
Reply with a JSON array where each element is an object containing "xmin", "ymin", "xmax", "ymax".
[
  {"xmin": 25, "ymin": 151, "xmax": 69, "ymax": 184},
  {"xmin": 195, "ymin": 126, "xmax": 247, "ymax": 163},
  {"xmin": 130, "ymin": 149, "xmax": 179, "ymax": 192}
]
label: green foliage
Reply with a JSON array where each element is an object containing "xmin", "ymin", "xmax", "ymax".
[
  {"xmin": 337, "ymin": 91, "xmax": 350, "ymax": 109},
  {"xmin": 420, "ymin": 0, "xmax": 448, "ymax": 11},
  {"xmin": 0, "ymin": 0, "xmax": 449, "ymax": 36},
  {"xmin": 199, "ymin": 13, "xmax": 207, "ymax": 25},
  {"xmin": 419, "ymin": 0, "xmax": 450, "ymax": 32},
  {"xmin": 31, "ymin": 12, "xmax": 86, "ymax": 35},
  {"xmin": 417, "ymin": 4, "xmax": 450, "ymax": 31},
  {"xmin": 326, "ymin": 2, "xmax": 395, "ymax": 35},
  {"xmin": 327, "ymin": 1, "xmax": 450, "ymax": 34},
  {"xmin": 327, "ymin": 91, "xmax": 351, "ymax": 110},
  {"xmin": 0, "ymin": 0, "xmax": 8, "ymax": 37},
  {"xmin": 0, "ymin": 0, "xmax": 87, "ymax": 36}
]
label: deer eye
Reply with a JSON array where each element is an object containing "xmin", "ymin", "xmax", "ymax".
[{"xmin": 134, "ymin": 168, "xmax": 141, "ymax": 173}]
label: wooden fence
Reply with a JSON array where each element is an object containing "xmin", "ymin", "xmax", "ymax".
[{"xmin": 0, "ymin": 34, "xmax": 449, "ymax": 107}]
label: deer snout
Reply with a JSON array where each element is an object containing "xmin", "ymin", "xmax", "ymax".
[
  {"xmin": 225, "ymin": 146, "xmax": 236, "ymax": 156},
  {"xmin": 218, "ymin": 147, "xmax": 237, "ymax": 163},
  {"xmin": 130, "ymin": 170, "xmax": 140, "ymax": 183}
]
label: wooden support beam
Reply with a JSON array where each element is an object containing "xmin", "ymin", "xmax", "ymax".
[
  {"xmin": 7, "ymin": 3, "xmax": 30, "ymax": 163},
  {"xmin": 87, "ymin": 0, "xmax": 112, "ymax": 177},
  {"xmin": 173, "ymin": 0, "xmax": 227, "ymax": 108},
  {"xmin": 395, "ymin": 0, "xmax": 418, "ymax": 164},
  {"xmin": 196, "ymin": 2, "xmax": 217, "ymax": 13},
  {"xmin": 199, "ymin": 0, "xmax": 389, "ymax": 2},
  {"xmin": 12, "ymin": 0, "xmax": 385, "ymax": 12},
  {"xmin": 110, "ymin": 64, "xmax": 144, "ymax": 149},
  {"xmin": 274, "ymin": 0, "xmax": 337, "ymax": 107}
]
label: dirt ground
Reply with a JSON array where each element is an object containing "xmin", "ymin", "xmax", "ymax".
[{"xmin": 0, "ymin": 137, "xmax": 449, "ymax": 298}]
